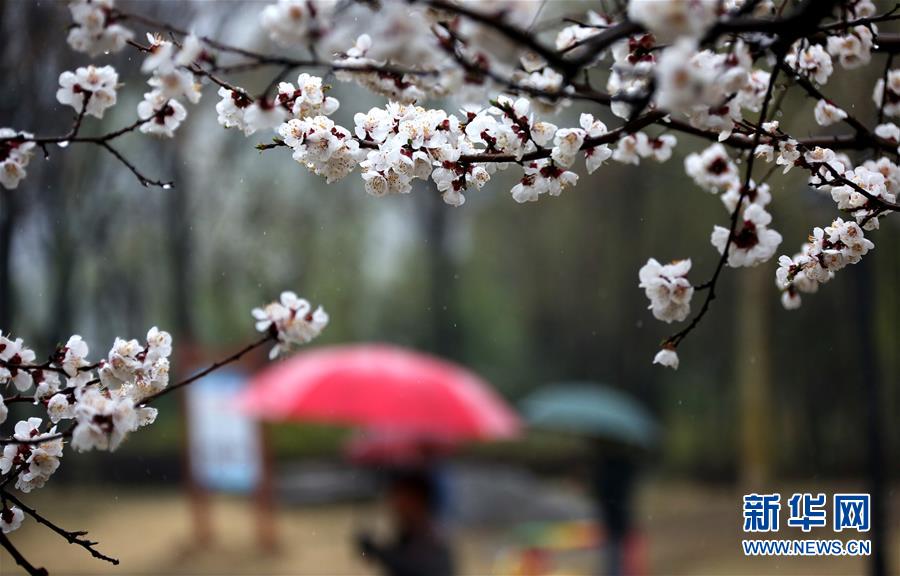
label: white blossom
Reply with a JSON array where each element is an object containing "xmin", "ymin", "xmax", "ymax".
[
  {"xmin": 509, "ymin": 160, "xmax": 578, "ymax": 203},
  {"xmin": 175, "ymin": 34, "xmax": 204, "ymax": 67},
  {"xmin": 278, "ymin": 74, "xmax": 340, "ymax": 119},
  {"xmin": 260, "ymin": 0, "xmax": 331, "ymax": 46},
  {"xmin": 814, "ymin": 99, "xmax": 848, "ymax": 127},
  {"xmin": 873, "ymin": 69, "xmax": 900, "ymax": 117},
  {"xmin": 0, "ymin": 335, "xmax": 36, "ymax": 391},
  {"xmin": 137, "ymin": 91, "xmax": 187, "ymax": 138},
  {"xmin": 56, "ymin": 65, "xmax": 119, "ymax": 119},
  {"xmin": 0, "ymin": 129, "xmax": 36, "ymax": 190},
  {"xmin": 71, "ymin": 387, "xmax": 138, "ymax": 452},
  {"xmin": 638, "ymin": 258, "xmax": 694, "ymax": 323},
  {"xmin": 774, "ymin": 139, "xmax": 800, "ymax": 174},
  {"xmin": 58, "ymin": 335, "xmax": 91, "ymax": 388},
  {"xmin": 628, "ymin": 0, "xmax": 718, "ymax": 41},
  {"xmin": 252, "ymin": 292, "xmax": 329, "ymax": 358},
  {"xmin": 785, "ymin": 43, "xmax": 833, "ymax": 85},
  {"xmin": 67, "ymin": 0, "xmax": 133, "ymax": 56},
  {"xmin": 613, "ymin": 134, "xmax": 642, "ymax": 165},
  {"xmin": 0, "ymin": 506, "xmax": 24, "ymax": 533},
  {"xmin": 710, "ymin": 204, "xmax": 782, "ymax": 267},
  {"xmin": 555, "ymin": 11, "xmax": 609, "ymax": 53},
  {"xmin": 280, "ymin": 116, "xmax": 362, "ymax": 183},
  {"xmin": 685, "ymin": 143, "xmax": 739, "ymax": 192},
  {"xmin": 826, "ymin": 26, "xmax": 874, "ymax": 70},
  {"xmin": 0, "ymin": 418, "xmax": 63, "ymax": 493},
  {"xmin": 215, "ymin": 87, "xmax": 253, "ymax": 135},
  {"xmin": 148, "ymin": 69, "xmax": 202, "ymax": 105},
  {"xmin": 638, "ymin": 134, "xmax": 677, "ymax": 162},
  {"xmin": 47, "ymin": 394, "xmax": 75, "ymax": 423},
  {"xmin": 550, "ymin": 128, "xmax": 585, "ymax": 168},
  {"xmin": 653, "ymin": 348, "xmax": 679, "ymax": 370},
  {"xmin": 244, "ymin": 101, "xmax": 289, "ymax": 134},
  {"xmin": 579, "ymin": 114, "xmax": 612, "ymax": 173},
  {"xmin": 875, "ymin": 122, "xmax": 900, "ymax": 144}
]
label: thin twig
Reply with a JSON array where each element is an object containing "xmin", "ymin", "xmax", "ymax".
[
  {"xmin": 141, "ymin": 333, "xmax": 273, "ymax": 404},
  {"xmin": 0, "ymin": 532, "xmax": 48, "ymax": 576},
  {"xmin": 1, "ymin": 491, "xmax": 119, "ymax": 565},
  {"xmin": 664, "ymin": 54, "xmax": 784, "ymax": 349}
]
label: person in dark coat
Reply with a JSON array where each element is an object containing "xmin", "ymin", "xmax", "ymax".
[{"xmin": 356, "ymin": 468, "xmax": 455, "ymax": 576}]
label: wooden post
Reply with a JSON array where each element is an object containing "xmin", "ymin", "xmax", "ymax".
[
  {"xmin": 179, "ymin": 345, "xmax": 213, "ymax": 549},
  {"xmin": 255, "ymin": 421, "xmax": 278, "ymax": 553},
  {"xmin": 737, "ymin": 265, "xmax": 772, "ymax": 488}
]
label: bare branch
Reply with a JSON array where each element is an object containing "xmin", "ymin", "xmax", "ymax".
[{"xmin": 2, "ymin": 491, "xmax": 119, "ymax": 566}]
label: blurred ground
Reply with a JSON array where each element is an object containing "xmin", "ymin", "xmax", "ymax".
[{"xmin": 6, "ymin": 480, "xmax": 897, "ymax": 575}]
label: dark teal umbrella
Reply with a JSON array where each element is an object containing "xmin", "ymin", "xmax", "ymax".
[{"xmin": 521, "ymin": 382, "xmax": 658, "ymax": 450}]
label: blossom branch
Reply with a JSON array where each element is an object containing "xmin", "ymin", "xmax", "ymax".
[
  {"xmin": 0, "ymin": 117, "xmax": 170, "ymax": 188},
  {"xmin": 663, "ymin": 54, "xmax": 783, "ymax": 350}
]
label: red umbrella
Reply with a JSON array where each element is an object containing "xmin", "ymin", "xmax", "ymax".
[{"xmin": 239, "ymin": 344, "xmax": 520, "ymax": 441}]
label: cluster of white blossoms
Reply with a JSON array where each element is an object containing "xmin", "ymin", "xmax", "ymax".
[
  {"xmin": 684, "ymin": 143, "xmax": 783, "ymax": 267},
  {"xmin": 260, "ymin": 85, "xmax": 647, "ymax": 207},
  {"xmin": 775, "ymin": 218, "xmax": 874, "ymax": 308},
  {"xmin": 67, "ymin": 0, "xmax": 133, "ymax": 57},
  {"xmin": 0, "ymin": 292, "xmax": 326, "ymax": 534},
  {"xmin": 0, "ymin": 329, "xmax": 170, "ymax": 456},
  {"xmin": 0, "ymin": 129, "xmax": 36, "ymax": 190},
  {"xmin": 790, "ymin": 4, "xmax": 876, "ymax": 75},
  {"xmin": 639, "ymin": 258, "xmax": 694, "ymax": 371},
  {"xmin": 0, "ymin": 418, "xmax": 64, "ymax": 494},
  {"xmin": 218, "ymin": 72, "xmax": 340, "ymax": 138},
  {"xmin": 137, "ymin": 33, "xmax": 203, "ymax": 138},
  {"xmin": 654, "ymin": 39, "xmax": 767, "ymax": 141},
  {"xmin": 639, "ymin": 259, "xmax": 694, "ymax": 324},
  {"xmin": 252, "ymin": 291, "xmax": 330, "ymax": 359},
  {"xmin": 6, "ymin": 0, "xmax": 898, "ymax": 376},
  {"xmin": 281, "ymin": 115, "xmax": 362, "ymax": 184},
  {"xmin": 56, "ymin": 65, "xmax": 119, "ymax": 119},
  {"xmin": 830, "ymin": 165, "xmax": 898, "ymax": 230}
]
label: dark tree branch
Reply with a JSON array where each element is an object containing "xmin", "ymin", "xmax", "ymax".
[
  {"xmin": 664, "ymin": 54, "xmax": 784, "ymax": 349},
  {"xmin": 0, "ymin": 531, "xmax": 48, "ymax": 576},
  {"xmin": 1, "ymin": 491, "xmax": 119, "ymax": 565},
  {"xmin": 140, "ymin": 333, "xmax": 273, "ymax": 404}
]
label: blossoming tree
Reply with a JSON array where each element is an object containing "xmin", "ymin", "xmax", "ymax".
[{"xmin": 3, "ymin": 0, "xmax": 900, "ymax": 572}]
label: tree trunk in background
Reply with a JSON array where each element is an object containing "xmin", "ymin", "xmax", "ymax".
[
  {"xmin": 0, "ymin": 192, "xmax": 18, "ymax": 330},
  {"xmin": 167, "ymin": 176, "xmax": 193, "ymax": 341},
  {"xmin": 855, "ymin": 259, "xmax": 886, "ymax": 576},
  {"xmin": 164, "ymin": 145, "xmax": 212, "ymax": 548},
  {"xmin": 737, "ymin": 265, "xmax": 772, "ymax": 487},
  {"xmin": 418, "ymin": 183, "xmax": 459, "ymax": 359}
]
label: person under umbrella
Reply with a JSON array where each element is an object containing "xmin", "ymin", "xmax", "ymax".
[
  {"xmin": 356, "ymin": 468, "xmax": 455, "ymax": 576},
  {"xmin": 521, "ymin": 382, "xmax": 658, "ymax": 576}
]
